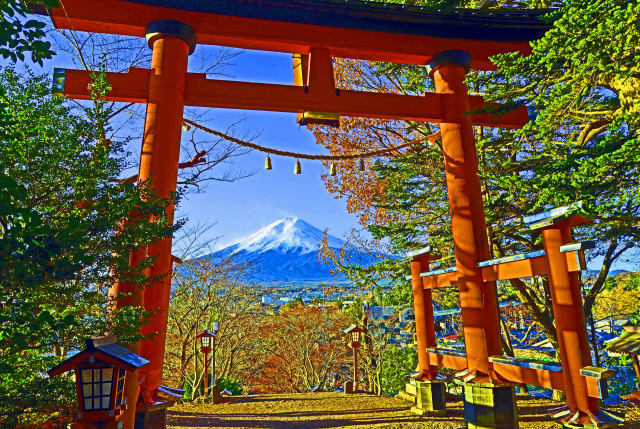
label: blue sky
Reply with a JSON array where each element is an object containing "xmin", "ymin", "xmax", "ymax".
[{"xmin": 174, "ymin": 47, "xmax": 362, "ymax": 248}]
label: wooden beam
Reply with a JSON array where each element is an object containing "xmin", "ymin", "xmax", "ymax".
[
  {"xmin": 57, "ymin": 68, "xmax": 528, "ymax": 128},
  {"xmin": 564, "ymin": 249, "xmax": 586, "ymax": 272},
  {"xmin": 480, "ymin": 254, "xmax": 549, "ymax": 282},
  {"xmin": 422, "ymin": 270, "xmax": 458, "ymax": 289},
  {"xmin": 428, "ymin": 349, "xmax": 468, "ymax": 371},
  {"xmin": 60, "ymin": 68, "xmax": 150, "ymax": 103},
  {"xmin": 491, "ymin": 360, "xmax": 565, "ymax": 391},
  {"xmin": 415, "ymin": 250, "xmax": 586, "ymax": 285},
  {"xmin": 479, "ymin": 251, "xmax": 585, "ymax": 282}
]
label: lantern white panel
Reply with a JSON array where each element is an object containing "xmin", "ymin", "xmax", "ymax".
[
  {"xmin": 81, "ymin": 369, "xmax": 92, "ymax": 382},
  {"xmin": 102, "ymin": 368, "xmax": 113, "ymax": 381}
]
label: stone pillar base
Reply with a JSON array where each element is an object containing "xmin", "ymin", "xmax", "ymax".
[
  {"xmin": 457, "ymin": 380, "xmax": 519, "ymax": 429},
  {"xmin": 135, "ymin": 406, "xmax": 168, "ymax": 429},
  {"xmin": 410, "ymin": 379, "xmax": 446, "ymax": 416},
  {"xmin": 209, "ymin": 386, "xmax": 222, "ymax": 403}
]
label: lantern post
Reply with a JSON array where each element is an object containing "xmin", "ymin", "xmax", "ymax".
[
  {"xmin": 343, "ymin": 325, "xmax": 364, "ymax": 393},
  {"xmin": 211, "ymin": 321, "xmax": 219, "ymax": 398},
  {"xmin": 195, "ymin": 329, "xmax": 216, "ymax": 398}
]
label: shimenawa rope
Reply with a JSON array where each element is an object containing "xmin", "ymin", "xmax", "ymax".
[{"xmin": 182, "ymin": 118, "xmax": 440, "ymax": 161}]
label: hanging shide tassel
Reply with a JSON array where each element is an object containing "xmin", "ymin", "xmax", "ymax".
[
  {"xmin": 182, "ymin": 123, "xmax": 191, "ymax": 132},
  {"xmin": 359, "ymin": 158, "xmax": 365, "ymax": 172},
  {"xmin": 329, "ymin": 163, "xmax": 336, "ymax": 176},
  {"xmin": 294, "ymin": 159, "xmax": 302, "ymax": 174},
  {"xmin": 265, "ymin": 155, "xmax": 272, "ymax": 170}
]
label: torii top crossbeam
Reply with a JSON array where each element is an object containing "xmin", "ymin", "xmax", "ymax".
[{"xmin": 35, "ymin": 0, "xmax": 549, "ymax": 69}]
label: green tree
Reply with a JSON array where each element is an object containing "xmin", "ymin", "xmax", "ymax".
[
  {"xmin": 479, "ymin": 0, "xmax": 640, "ymax": 319},
  {"xmin": 314, "ymin": 0, "xmax": 640, "ymax": 360},
  {"xmin": 0, "ymin": 1, "xmax": 54, "ymax": 64},
  {"xmin": 381, "ymin": 346, "xmax": 418, "ymax": 394},
  {"xmin": 0, "ymin": 69, "xmax": 173, "ymax": 426}
]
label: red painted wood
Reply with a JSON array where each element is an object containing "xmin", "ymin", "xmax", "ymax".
[
  {"xmin": 432, "ymin": 62, "xmax": 503, "ymax": 377},
  {"xmin": 411, "ymin": 255, "xmax": 438, "ymax": 380},
  {"xmin": 59, "ymin": 69, "xmax": 528, "ymax": 128},
  {"xmin": 428, "ymin": 351, "xmax": 468, "ymax": 371},
  {"xmin": 48, "ymin": 0, "xmax": 532, "ymax": 70},
  {"xmin": 422, "ymin": 270, "xmax": 458, "ymax": 289},
  {"xmin": 135, "ymin": 35, "xmax": 190, "ymax": 403},
  {"xmin": 541, "ymin": 222, "xmax": 598, "ymax": 416},
  {"xmin": 491, "ymin": 361, "xmax": 565, "ymax": 391}
]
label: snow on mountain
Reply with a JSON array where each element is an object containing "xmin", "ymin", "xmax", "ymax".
[
  {"xmin": 206, "ymin": 218, "xmax": 376, "ymax": 284},
  {"xmin": 228, "ymin": 217, "xmax": 344, "ymax": 254}
]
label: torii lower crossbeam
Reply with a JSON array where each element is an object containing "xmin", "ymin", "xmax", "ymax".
[{"xmin": 56, "ymin": 68, "xmax": 528, "ymax": 128}]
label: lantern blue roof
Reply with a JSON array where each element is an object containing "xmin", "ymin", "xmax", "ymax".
[
  {"xmin": 97, "ymin": 343, "xmax": 150, "ymax": 368},
  {"xmin": 343, "ymin": 324, "xmax": 364, "ymax": 334},
  {"xmin": 195, "ymin": 329, "xmax": 217, "ymax": 338},
  {"xmin": 47, "ymin": 336, "xmax": 149, "ymax": 377}
]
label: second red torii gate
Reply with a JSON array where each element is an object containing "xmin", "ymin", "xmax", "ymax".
[{"xmin": 32, "ymin": 0, "xmax": 551, "ymax": 428}]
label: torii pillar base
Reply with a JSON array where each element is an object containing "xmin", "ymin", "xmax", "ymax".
[
  {"xmin": 410, "ymin": 379, "xmax": 447, "ymax": 416},
  {"xmin": 550, "ymin": 405, "xmax": 624, "ymax": 429},
  {"xmin": 457, "ymin": 380, "xmax": 519, "ymax": 429}
]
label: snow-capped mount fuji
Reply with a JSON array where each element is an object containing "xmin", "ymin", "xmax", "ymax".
[
  {"xmin": 223, "ymin": 218, "xmax": 344, "ymax": 255},
  {"xmin": 208, "ymin": 218, "xmax": 374, "ymax": 284}
]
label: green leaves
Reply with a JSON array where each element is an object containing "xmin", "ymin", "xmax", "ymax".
[
  {"xmin": 381, "ymin": 346, "xmax": 417, "ymax": 394},
  {"xmin": 0, "ymin": 69, "xmax": 174, "ymax": 425},
  {"xmin": 0, "ymin": 1, "xmax": 54, "ymax": 65}
]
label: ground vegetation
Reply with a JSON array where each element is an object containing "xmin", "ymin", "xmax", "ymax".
[{"xmin": 0, "ymin": 68, "xmax": 174, "ymax": 426}]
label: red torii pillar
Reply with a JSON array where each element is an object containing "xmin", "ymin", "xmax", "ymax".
[
  {"xmin": 409, "ymin": 248, "xmax": 446, "ymax": 415},
  {"xmin": 409, "ymin": 248, "xmax": 438, "ymax": 380},
  {"xmin": 109, "ymin": 247, "xmax": 148, "ymax": 429},
  {"xmin": 429, "ymin": 51, "xmax": 517, "ymax": 427},
  {"xmin": 428, "ymin": 51, "xmax": 503, "ymax": 377},
  {"xmin": 541, "ymin": 218, "xmax": 599, "ymax": 426},
  {"xmin": 110, "ymin": 20, "xmax": 196, "ymax": 427},
  {"xmin": 138, "ymin": 19, "xmax": 196, "ymax": 393}
]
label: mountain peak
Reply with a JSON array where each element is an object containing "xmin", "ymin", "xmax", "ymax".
[
  {"xmin": 207, "ymin": 218, "xmax": 383, "ymax": 284},
  {"xmin": 220, "ymin": 218, "xmax": 344, "ymax": 255}
]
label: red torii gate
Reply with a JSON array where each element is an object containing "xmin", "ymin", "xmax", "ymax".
[{"xmin": 31, "ymin": 0, "xmax": 556, "ymax": 428}]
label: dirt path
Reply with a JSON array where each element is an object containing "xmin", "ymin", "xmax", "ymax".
[{"xmin": 167, "ymin": 392, "xmax": 565, "ymax": 428}]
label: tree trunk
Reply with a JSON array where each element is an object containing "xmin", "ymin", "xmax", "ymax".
[
  {"xmin": 589, "ymin": 311, "xmax": 601, "ymax": 367},
  {"xmin": 500, "ymin": 318, "xmax": 528, "ymax": 394}
]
